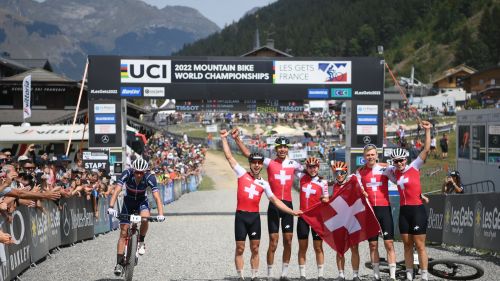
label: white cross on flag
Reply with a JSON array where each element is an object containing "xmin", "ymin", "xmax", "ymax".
[{"xmin": 301, "ymin": 176, "xmax": 380, "ymax": 256}]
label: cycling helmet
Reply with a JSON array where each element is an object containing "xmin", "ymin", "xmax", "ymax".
[
  {"xmin": 390, "ymin": 148, "xmax": 408, "ymax": 160},
  {"xmin": 132, "ymin": 158, "xmax": 149, "ymax": 172},
  {"xmin": 274, "ymin": 137, "xmax": 291, "ymax": 147},
  {"xmin": 331, "ymin": 161, "xmax": 348, "ymax": 171},
  {"xmin": 305, "ymin": 157, "xmax": 320, "ymax": 167},
  {"xmin": 248, "ymin": 152, "xmax": 264, "ymax": 162}
]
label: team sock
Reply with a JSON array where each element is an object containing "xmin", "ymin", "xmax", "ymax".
[
  {"xmin": 389, "ymin": 263, "xmax": 396, "ymax": 279},
  {"xmin": 406, "ymin": 268, "xmax": 413, "ymax": 280},
  {"xmin": 299, "ymin": 264, "xmax": 306, "ymax": 277},
  {"xmin": 317, "ymin": 264, "xmax": 324, "ymax": 277},
  {"xmin": 267, "ymin": 265, "xmax": 273, "ymax": 277},
  {"xmin": 237, "ymin": 269, "xmax": 244, "ymax": 278},
  {"xmin": 421, "ymin": 269, "xmax": 429, "ymax": 280},
  {"xmin": 139, "ymin": 235, "xmax": 145, "ymax": 243},
  {"xmin": 281, "ymin": 263, "xmax": 289, "ymax": 277},
  {"xmin": 338, "ymin": 270, "xmax": 345, "ymax": 278},
  {"xmin": 117, "ymin": 254, "xmax": 124, "ymax": 265},
  {"xmin": 372, "ymin": 262, "xmax": 380, "ymax": 279},
  {"xmin": 353, "ymin": 270, "xmax": 359, "ymax": 277},
  {"xmin": 251, "ymin": 268, "xmax": 258, "ymax": 278}
]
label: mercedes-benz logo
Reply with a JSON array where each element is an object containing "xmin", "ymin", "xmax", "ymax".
[
  {"xmin": 101, "ymin": 135, "xmax": 110, "ymax": 143},
  {"xmin": 63, "ymin": 203, "xmax": 71, "ymax": 236},
  {"xmin": 363, "ymin": 136, "xmax": 371, "ymax": 144}
]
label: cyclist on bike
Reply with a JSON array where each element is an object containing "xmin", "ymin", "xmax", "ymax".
[
  {"xmin": 356, "ymin": 144, "xmax": 397, "ymax": 281},
  {"xmin": 386, "ymin": 120, "xmax": 431, "ymax": 281},
  {"xmin": 107, "ymin": 158, "xmax": 165, "ymax": 276},
  {"xmin": 331, "ymin": 161, "xmax": 362, "ymax": 281},
  {"xmin": 232, "ymin": 129, "xmax": 303, "ymax": 281},
  {"xmin": 296, "ymin": 157, "xmax": 329, "ymax": 281},
  {"xmin": 221, "ymin": 129, "xmax": 301, "ymax": 281}
]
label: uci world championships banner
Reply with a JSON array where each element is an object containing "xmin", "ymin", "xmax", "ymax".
[{"xmin": 87, "ymin": 56, "xmax": 384, "ymax": 101}]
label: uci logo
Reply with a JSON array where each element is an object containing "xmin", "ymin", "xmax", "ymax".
[{"xmin": 120, "ymin": 59, "xmax": 171, "ymax": 83}]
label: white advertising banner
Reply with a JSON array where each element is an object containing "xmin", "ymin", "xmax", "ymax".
[
  {"xmin": 0, "ymin": 124, "xmax": 88, "ymax": 142},
  {"xmin": 22, "ymin": 75, "xmax": 32, "ymax": 119},
  {"xmin": 288, "ymin": 149, "xmax": 308, "ymax": 160},
  {"xmin": 356, "ymin": 125, "xmax": 378, "ymax": 135},
  {"xmin": 94, "ymin": 124, "xmax": 117, "ymax": 134},
  {"xmin": 273, "ymin": 61, "xmax": 351, "ymax": 84},
  {"xmin": 205, "ymin": 124, "xmax": 218, "ymax": 133}
]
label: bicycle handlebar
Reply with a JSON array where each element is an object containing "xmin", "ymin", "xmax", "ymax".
[{"xmin": 116, "ymin": 214, "xmax": 164, "ymax": 222}]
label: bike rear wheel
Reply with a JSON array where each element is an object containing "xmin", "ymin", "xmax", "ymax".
[
  {"xmin": 428, "ymin": 259, "xmax": 484, "ymax": 280},
  {"xmin": 123, "ymin": 233, "xmax": 138, "ymax": 281}
]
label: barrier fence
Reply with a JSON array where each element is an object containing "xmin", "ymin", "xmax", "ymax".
[{"xmin": 0, "ymin": 175, "xmax": 201, "ymax": 281}]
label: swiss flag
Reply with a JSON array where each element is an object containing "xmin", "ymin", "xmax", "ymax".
[{"xmin": 301, "ymin": 175, "xmax": 380, "ymax": 256}]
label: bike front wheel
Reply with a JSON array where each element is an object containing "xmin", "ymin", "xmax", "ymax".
[
  {"xmin": 428, "ymin": 259, "xmax": 484, "ymax": 280},
  {"xmin": 124, "ymin": 233, "xmax": 138, "ymax": 281}
]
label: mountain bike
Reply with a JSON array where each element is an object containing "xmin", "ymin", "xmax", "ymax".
[
  {"xmin": 117, "ymin": 214, "xmax": 162, "ymax": 281},
  {"xmin": 364, "ymin": 251, "xmax": 484, "ymax": 280}
]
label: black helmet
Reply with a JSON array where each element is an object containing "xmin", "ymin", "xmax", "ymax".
[
  {"xmin": 274, "ymin": 137, "xmax": 290, "ymax": 147},
  {"xmin": 248, "ymin": 152, "xmax": 264, "ymax": 162},
  {"xmin": 449, "ymin": 170, "xmax": 460, "ymax": 177}
]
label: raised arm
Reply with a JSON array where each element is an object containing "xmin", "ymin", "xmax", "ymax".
[
  {"xmin": 221, "ymin": 129, "xmax": 238, "ymax": 169},
  {"xmin": 231, "ymin": 128, "xmax": 251, "ymax": 158},
  {"xmin": 419, "ymin": 120, "xmax": 432, "ymax": 161}
]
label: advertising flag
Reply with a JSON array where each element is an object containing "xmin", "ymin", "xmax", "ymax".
[{"xmin": 23, "ymin": 75, "xmax": 32, "ymax": 119}]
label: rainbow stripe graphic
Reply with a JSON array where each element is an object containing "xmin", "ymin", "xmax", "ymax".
[{"xmin": 120, "ymin": 64, "xmax": 128, "ymax": 78}]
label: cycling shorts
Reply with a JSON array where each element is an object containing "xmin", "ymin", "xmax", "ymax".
[
  {"xmin": 297, "ymin": 217, "xmax": 321, "ymax": 240},
  {"xmin": 119, "ymin": 196, "xmax": 150, "ymax": 224},
  {"xmin": 235, "ymin": 211, "xmax": 261, "ymax": 241},
  {"xmin": 368, "ymin": 206, "xmax": 394, "ymax": 241},
  {"xmin": 399, "ymin": 205, "xmax": 428, "ymax": 235},
  {"xmin": 267, "ymin": 200, "xmax": 294, "ymax": 234}
]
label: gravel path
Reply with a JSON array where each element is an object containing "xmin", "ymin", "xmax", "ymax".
[{"xmin": 18, "ymin": 154, "xmax": 500, "ymax": 281}]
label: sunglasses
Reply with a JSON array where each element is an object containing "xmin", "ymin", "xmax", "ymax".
[
  {"xmin": 393, "ymin": 158, "xmax": 406, "ymax": 164},
  {"xmin": 250, "ymin": 161, "xmax": 264, "ymax": 165},
  {"xmin": 334, "ymin": 170, "xmax": 347, "ymax": 176},
  {"xmin": 363, "ymin": 144, "xmax": 377, "ymax": 150},
  {"xmin": 134, "ymin": 171, "xmax": 145, "ymax": 175}
]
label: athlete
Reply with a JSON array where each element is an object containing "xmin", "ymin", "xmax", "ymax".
[
  {"xmin": 221, "ymin": 129, "xmax": 301, "ymax": 281},
  {"xmin": 232, "ymin": 129, "xmax": 303, "ymax": 281},
  {"xmin": 386, "ymin": 120, "xmax": 431, "ymax": 281},
  {"xmin": 331, "ymin": 161, "xmax": 361, "ymax": 281},
  {"xmin": 356, "ymin": 144, "xmax": 396, "ymax": 281},
  {"xmin": 107, "ymin": 158, "xmax": 165, "ymax": 276},
  {"xmin": 296, "ymin": 157, "xmax": 329, "ymax": 281}
]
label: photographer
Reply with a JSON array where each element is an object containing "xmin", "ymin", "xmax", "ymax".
[{"xmin": 442, "ymin": 170, "xmax": 464, "ymax": 194}]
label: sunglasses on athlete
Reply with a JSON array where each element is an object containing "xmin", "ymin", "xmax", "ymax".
[{"xmin": 393, "ymin": 158, "xmax": 405, "ymax": 164}]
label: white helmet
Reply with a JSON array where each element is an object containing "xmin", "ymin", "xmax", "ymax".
[
  {"xmin": 390, "ymin": 148, "xmax": 408, "ymax": 160},
  {"xmin": 132, "ymin": 158, "xmax": 149, "ymax": 172}
]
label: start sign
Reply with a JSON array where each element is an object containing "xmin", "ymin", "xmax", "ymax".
[{"xmin": 82, "ymin": 150, "xmax": 110, "ymax": 173}]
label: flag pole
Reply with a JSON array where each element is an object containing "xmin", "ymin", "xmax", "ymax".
[{"xmin": 66, "ymin": 59, "xmax": 89, "ymax": 157}]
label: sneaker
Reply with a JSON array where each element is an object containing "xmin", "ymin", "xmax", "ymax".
[
  {"xmin": 113, "ymin": 264, "xmax": 123, "ymax": 276},
  {"xmin": 335, "ymin": 277, "xmax": 345, "ymax": 281},
  {"xmin": 237, "ymin": 278, "xmax": 245, "ymax": 281},
  {"xmin": 251, "ymin": 278, "xmax": 262, "ymax": 281},
  {"xmin": 352, "ymin": 277, "xmax": 361, "ymax": 281},
  {"xmin": 299, "ymin": 276, "xmax": 307, "ymax": 281},
  {"xmin": 138, "ymin": 242, "xmax": 146, "ymax": 255},
  {"xmin": 318, "ymin": 277, "xmax": 325, "ymax": 281},
  {"xmin": 279, "ymin": 277, "xmax": 291, "ymax": 281}
]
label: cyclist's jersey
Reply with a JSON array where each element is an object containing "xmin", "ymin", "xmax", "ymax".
[
  {"xmin": 264, "ymin": 157, "xmax": 303, "ymax": 201},
  {"xmin": 356, "ymin": 164, "xmax": 390, "ymax": 206},
  {"xmin": 234, "ymin": 164, "xmax": 274, "ymax": 212},
  {"xmin": 332, "ymin": 174, "xmax": 358, "ymax": 197},
  {"xmin": 297, "ymin": 173, "xmax": 329, "ymax": 210},
  {"xmin": 386, "ymin": 157, "xmax": 424, "ymax": 206},
  {"xmin": 117, "ymin": 168, "xmax": 158, "ymax": 200}
]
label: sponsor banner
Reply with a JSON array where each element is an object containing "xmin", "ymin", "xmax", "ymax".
[
  {"xmin": 90, "ymin": 89, "xmax": 118, "ymax": 95},
  {"xmin": 22, "ymin": 75, "xmax": 31, "ymax": 119},
  {"xmin": 425, "ymin": 195, "xmax": 446, "ymax": 244},
  {"xmin": 273, "ymin": 61, "xmax": 351, "ymax": 84},
  {"xmin": 95, "ymin": 124, "xmax": 117, "ymax": 134},
  {"xmin": 357, "ymin": 115, "xmax": 378, "ymax": 125},
  {"xmin": 60, "ymin": 199, "xmax": 78, "ymax": 246},
  {"xmin": 46, "ymin": 201, "xmax": 61, "ymax": 250},
  {"xmin": 94, "ymin": 198, "xmax": 111, "ymax": 235},
  {"xmin": 6, "ymin": 206, "xmax": 31, "ymax": 278},
  {"xmin": 473, "ymin": 193, "xmax": 500, "ymax": 251},
  {"xmin": 0, "ymin": 220, "xmax": 11, "ymax": 281},
  {"xmin": 120, "ymin": 59, "xmax": 171, "ymax": 83},
  {"xmin": 76, "ymin": 199, "xmax": 95, "ymax": 241},
  {"xmin": 279, "ymin": 101, "xmax": 304, "ymax": 112},
  {"xmin": 354, "ymin": 90, "xmax": 381, "ymax": 96},
  {"xmin": 172, "ymin": 60, "xmax": 272, "ymax": 83},
  {"xmin": 331, "ymin": 88, "xmax": 352, "ymax": 98},
  {"xmin": 488, "ymin": 125, "xmax": 500, "ymax": 164},
  {"xmin": 356, "ymin": 125, "xmax": 378, "ymax": 135},
  {"xmin": 82, "ymin": 150, "xmax": 109, "ymax": 161},
  {"xmin": 143, "ymin": 87, "xmax": 165, "ymax": 97},
  {"xmin": 288, "ymin": 149, "xmax": 308, "ymax": 160},
  {"xmin": 355, "ymin": 156, "xmax": 366, "ymax": 166},
  {"xmin": 175, "ymin": 100, "xmax": 203, "ymax": 112},
  {"xmin": 120, "ymin": 87, "xmax": 142, "ymax": 97},
  {"xmin": 443, "ymin": 195, "xmax": 475, "ymax": 247},
  {"xmin": 94, "ymin": 114, "xmax": 116, "ymax": 124},
  {"xmin": 357, "ymin": 104, "xmax": 378, "ymax": 115},
  {"xmin": 205, "ymin": 125, "xmax": 218, "ymax": 133},
  {"xmin": 29, "ymin": 207, "xmax": 50, "ymax": 263},
  {"xmin": 308, "ymin": 88, "xmax": 329, "ymax": 99},
  {"xmin": 94, "ymin": 103, "xmax": 116, "ymax": 114}
]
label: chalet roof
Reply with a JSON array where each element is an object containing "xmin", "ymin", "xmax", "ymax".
[
  {"xmin": 241, "ymin": 45, "xmax": 292, "ymax": 57},
  {"xmin": 9, "ymin": 59, "xmax": 53, "ymax": 71},
  {"xmin": 431, "ymin": 64, "xmax": 476, "ymax": 84},
  {"xmin": 0, "ymin": 57, "xmax": 30, "ymax": 71},
  {"xmin": 0, "ymin": 68, "xmax": 75, "ymax": 83}
]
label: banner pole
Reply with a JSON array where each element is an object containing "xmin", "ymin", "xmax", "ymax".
[{"xmin": 66, "ymin": 59, "xmax": 89, "ymax": 157}]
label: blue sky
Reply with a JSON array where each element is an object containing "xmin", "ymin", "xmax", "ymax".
[{"xmin": 142, "ymin": 0, "xmax": 276, "ymax": 28}]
